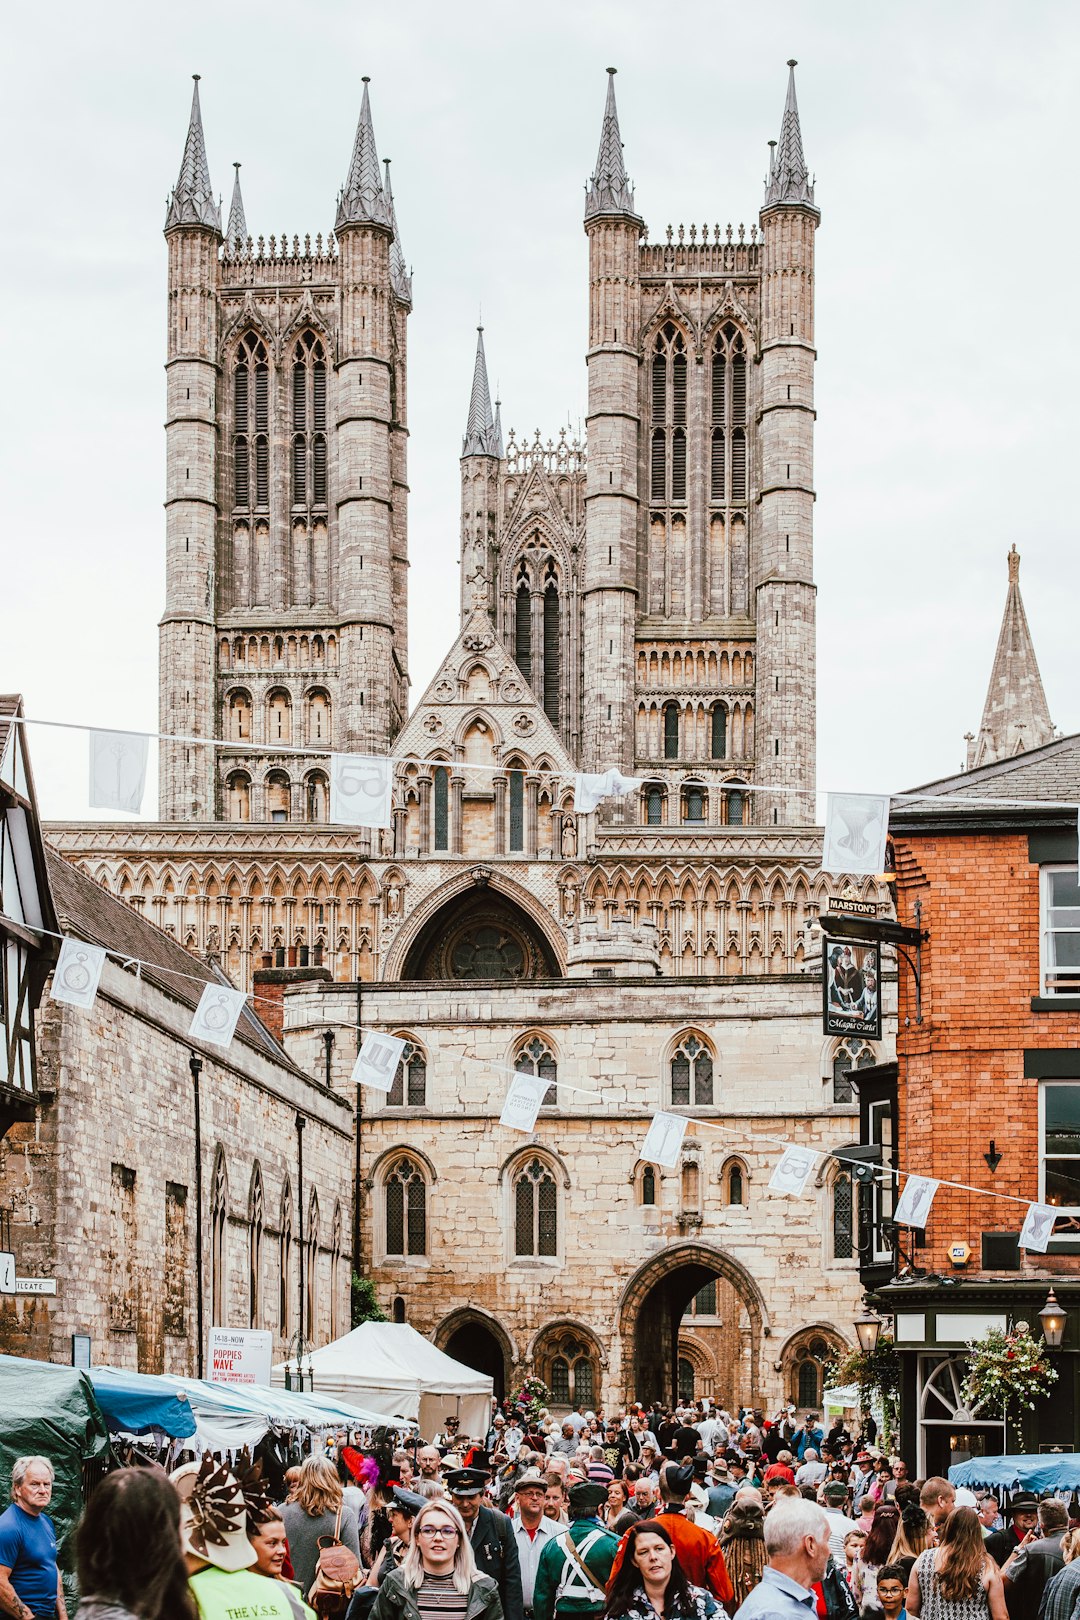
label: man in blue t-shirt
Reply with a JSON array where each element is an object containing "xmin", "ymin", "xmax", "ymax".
[{"xmin": 0, "ymin": 1456, "xmax": 66, "ymax": 1620}]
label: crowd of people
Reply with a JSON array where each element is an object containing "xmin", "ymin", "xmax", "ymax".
[{"xmin": 1, "ymin": 1398, "xmax": 1077, "ymax": 1620}]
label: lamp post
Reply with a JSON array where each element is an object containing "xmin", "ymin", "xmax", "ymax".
[
  {"xmin": 1039, "ymin": 1288, "xmax": 1067, "ymax": 1349},
  {"xmin": 854, "ymin": 1309, "xmax": 883, "ymax": 1355}
]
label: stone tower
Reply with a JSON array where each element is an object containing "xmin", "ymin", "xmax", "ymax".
[
  {"xmin": 459, "ymin": 328, "xmax": 502, "ymax": 623},
  {"xmin": 158, "ymin": 76, "xmax": 410, "ymax": 823},
  {"xmin": 965, "ymin": 545, "xmax": 1054, "ymax": 769}
]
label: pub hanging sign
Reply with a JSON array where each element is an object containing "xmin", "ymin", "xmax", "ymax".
[{"xmin": 823, "ymin": 937, "xmax": 881, "ymax": 1041}]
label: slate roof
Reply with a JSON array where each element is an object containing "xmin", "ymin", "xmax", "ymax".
[{"xmin": 898, "ymin": 732, "xmax": 1080, "ymax": 815}]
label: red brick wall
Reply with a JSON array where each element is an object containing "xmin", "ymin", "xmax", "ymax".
[{"xmin": 893, "ymin": 830, "xmax": 1080, "ymax": 1279}]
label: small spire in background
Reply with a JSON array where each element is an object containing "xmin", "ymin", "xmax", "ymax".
[
  {"xmin": 383, "ymin": 159, "xmax": 413, "ymax": 307},
  {"xmin": 462, "ymin": 327, "xmax": 500, "ymax": 457},
  {"xmin": 226, "ymin": 162, "xmax": 247, "ymax": 250}
]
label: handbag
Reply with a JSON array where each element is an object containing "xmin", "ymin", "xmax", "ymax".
[{"xmin": 309, "ymin": 1507, "xmax": 362, "ymax": 1618}]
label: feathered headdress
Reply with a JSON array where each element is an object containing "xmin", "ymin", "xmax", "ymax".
[{"xmin": 179, "ymin": 1455, "xmax": 245, "ymax": 1556}]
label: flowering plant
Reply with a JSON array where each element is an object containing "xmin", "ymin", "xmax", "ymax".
[
  {"xmin": 961, "ymin": 1322, "xmax": 1057, "ymax": 1434},
  {"xmin": 828, "ymin": 1334, "xmax": 900, "ymax": 1447},
  {"xmin": 505, "ymin": 1376, "xmax": 550, "ymax": 1421}
]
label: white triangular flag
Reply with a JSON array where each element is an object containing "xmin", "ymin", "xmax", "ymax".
[
  {"xmin": 500, "ymin": 1073, "xmax": 548, "ymax": 1132},
  {"xmin": 574, "ymin": 773, "xmax": 610, "ymax": 813},
  {"xmin": 50, "ymin": 938, "xmax": 107, "ymax": 1010},
  {"xmin": 1020, "ymin": 1202, "xmax": 1057, "ymax": 1254},
  {"xmin": 330, "ymin": 754, "xmax": 394, "ymax": 828},
  {"xmin": 89, "ymin": 730, "xmax": 148, "ymax": 814},
  {"xmin": 822, "ymin": 793, "xmax": 890, "ymax": 876},
  {"xmin": 188, "ymin": 984, "xmax": 248, "ymax": 1049},
  {"xmin": 351, "ymin": 1031, "xmax": 406, "ymax": 1092},
  {"xmin": 641, "ymin": 1111, "xmax": 688, "ymax": 1170},
  {"xmin": 769, "ymin": 1145, "xmax": 818, "ymax": 1197},
  {"xmin": 894, "ymin": 1174, "xmax": 939, "ymax": 1229}
]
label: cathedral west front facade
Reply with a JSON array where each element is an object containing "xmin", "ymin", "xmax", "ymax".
[{"xmin": 50, "ymin": 63, "xmax": 883, "ymax": 1411}]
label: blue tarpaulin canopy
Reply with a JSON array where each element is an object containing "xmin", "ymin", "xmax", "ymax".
[
  {"xmin": 88, "ymin": 1364, "xmax": 197, "ymax": 1439},
  {"xmin": 949, "ymin": 1455, "xmax": 1080, "ymax": 1490}
]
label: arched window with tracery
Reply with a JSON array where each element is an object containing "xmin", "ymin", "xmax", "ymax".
[
  {"xmin": 651, "ymin": 323, "xmax": 689, "ymax": 505},
  {"xmin": 233, "ymin": 334, "xmax": 268, "ymax": 512},
  {"xmin": 513, "ymin": 1157, "xmax": 557, "ymax": 1257},
  {"xmin": 832, "ymin": 1038, "xmax": 875, "ymax": 1104},
  {"xmin": 514, "ymin": 1036, "xmax": 557, "ymax": 1107},
  {"xmin": 790, "ymin": 1335, "xmax": 832, "ymax": 1410},
  {"xmin": 711, "ymin": 324, "xmax": 748, "ymax": 506},
  {"xmin": 278, "ymin": 1179, "xmax": 293, "ymax": 1337},
  {"xmin": 385, "ymin": 1157, "xmax": 427, "ymax": 1257},
  {"xmin": 211, "ymin": 1150, "xmax": 228, "ymax": 1326},
  {"xmin": 227, "ymin": 772, "xmax": 251, "ymax": 823},
  {"xmin": 544, "ymin": 1332, "xmax": 595, "ymax": 1407},
  {"xmin": 248, "ymin": 1163, "xmax": 264, "ymax": 1329},
  {"xmin": 387, "ymin": 1039, "xmax": 427, "ymax": 1108},
  {"xmin": 670, "ymin": 1033, "xmax": 715, "ymax": 1107},
  {"xmin": 291, "ymin": 331, "xmax": 328, "ymax": 513}
]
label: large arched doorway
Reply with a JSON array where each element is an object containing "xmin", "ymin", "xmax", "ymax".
[
  {"xmin": 619, "ymin": 1243, "xmax": 766, "ymax": 1408},
  {"xmin": 438, "ymin": 1310, "xmax": 512, "ymax": 1403}
]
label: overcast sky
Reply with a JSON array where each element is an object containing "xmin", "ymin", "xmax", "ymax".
[{"xmin": 2, "ymin": 0, "xmax": 1077, "ymax": 822}]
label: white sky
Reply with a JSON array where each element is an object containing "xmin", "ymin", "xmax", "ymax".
[{"xmin": 2, "ymin": 0, "xmax": 1077, "ymax": 822}]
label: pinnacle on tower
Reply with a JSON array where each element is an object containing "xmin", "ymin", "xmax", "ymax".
[
  {"xmin": 969, "ymin": 545, "xmax": 1055, "ymax": 769},
  {"xmin": 226, "ymin": 162, "xmax": 247, "ymax": 250},
  {"xmin": 462, "ymin": 328, "xmax": 500, "ymax": 457},
  {"xmin": 492, "ymin": 397, "xmax": 504, "ymax": 460},
  {"xmin": 165, "ymin": 75, "xmax": 222, "ymax": 233},
  {"xmin": 336, "ymin": 77, "xmax": 392, "ymax": 232},
  {"xmin": 383, "ymin": 160, "xmax": 413, "ymax": 307},
  {"xmin": 584, "ymin": 68, "xmax": 640, "ymax": 223},
  {"xmin": 763, "ymin": 59, "xmax": 818, "ymax": 212}
]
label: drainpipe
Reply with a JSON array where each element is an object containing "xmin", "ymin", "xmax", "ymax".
[
  {"xmin": 296, "ymin": 1112, "xmax": 306, "ymax": 1382},
  {"xmin": 352, "ymin": 982, "xmax": 363, "ymax": 1307},
  {"xmin": 190, "ymin": 1053, "xmax": 204, "ymax": 1379}
]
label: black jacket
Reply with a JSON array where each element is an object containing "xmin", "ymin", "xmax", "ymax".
[
  {"xmin": 470, "ymin": 1504, "xmax": 524, "ymax": 1620},
  {"xmin": 1004, "ymin": 1532, "xmax": 1065, "ymax": 1620}
]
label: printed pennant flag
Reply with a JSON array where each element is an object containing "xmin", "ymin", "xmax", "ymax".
[
  {"xmin": 500, "ymin": 1073, "xmax": 548, "ymax": 1133},
  {"xmin": 50, "ymin": 938, "xmax": 107, "ymax": 1010},
  {"xmin": 351, "ymin": 1031, "xmax": 406, "ymax": 1092},
  {"xmin": 330, "ymin": 754, "xmax": 394, "ymax": 829},
  {"xmin": 768, "ymin": 1145, "xmax": 818, "ymax": 1197},
  {"xmin": 641, "ymin": 1111, "xmax": 688, "ymax": 1170},
  {"xmin": 894, "ymin": 1174, "xmax": 939, "ymax": 1229},
  {"xmin": 574, "ymin": 769, "xmax": 644, "ymax": 814},
  {"xmin": 189, "ymin": 984, "xmax": 248, "ymax": 1049},
  {"xmin": 822, "ymin": 793, "xmax": 890, "ymax": 876},
  {"xmin": 89, "ymin": 730, "xmax": 149, "ymax": 814},
  {"xmin": 1020, "ymin": 1202, "xmax": 1057, "ymax": 1254}
]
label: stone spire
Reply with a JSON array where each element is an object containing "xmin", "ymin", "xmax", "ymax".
[
  {"xmin": 584, "ymin": 68, "xmax": 640, "ymax": 223},
  {"xmin": 462, "ymin": 328, "xmax": 500, "ymax": 457},
  {"xmin": 165, "ymin": 75, "xmax": 221, "ymax": 233},
  {"xmin": 336, "ymin": 76, "xmax": 392, "ymax": 232},
  {"xmin": 968, "ymin": 545, "xmax": 1054, "ymax": 769},
  {"xmin": 492, "ymin": 396, "xmax": 504, "ymax": 460},
  {"xmin": 226, "ymin": 162, "xmax": 247, "ymax": 250},
  {"xmin": 383, "ymin": 160, "xmax": 412, "ymax": 307},
  {"xmin": 763, "ymin": 59, "xmax": 817, "ymax": 213}
]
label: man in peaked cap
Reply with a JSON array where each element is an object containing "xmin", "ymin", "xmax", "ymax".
[
  {"xmin": 607, "ymin": 1462, "xmax": 733, "ymax": 1603},
  {"xmin": 532, "ymin": 1483, "xmax": 618, "ymax": 1620},
  {"xmin": 173, "ymin": 1457, "xmax": 310, "ymax": 1620},
  {"xmin": 510, "ymin": 1471, "xmax": 563, "ymax": 1618},
  {"xmin": 446, "ymin": 1468, "xmax": 523, "ymax": 1620}
]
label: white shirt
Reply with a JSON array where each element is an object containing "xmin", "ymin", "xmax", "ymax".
[
  {"xmin": 824, "ymin": 1508, "xmax": 860, "ymax": 1562},
  {"xmin": 513, "ymin": 1513, "xmax": 561, "ymax": 1608}
]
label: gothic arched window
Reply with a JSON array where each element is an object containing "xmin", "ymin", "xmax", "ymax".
[
  {"xmin": 211, "ymin": 1150, "xmax": 228, "ymax": 1326},
  {"xmin": 278, "ymin": 1179, "xmax": 293, "ymax": 1336},
  {"xmin": 387, "ymin": 1039, "xmax": 427, "ymax": 1108},
  {"xmin": 514, "ymin": 1035, "xmax": 558, "ymax": 1107},
  {"xmin": 670, "ymin": 1033, "xmax": 715, "ymax": 1107},
  {"xmin": 711, "ymin": 704, "xmax": 727, "ymax": 760},
  {"xmin": 385, "ymin": 1157, "xmax": 426, "ymax": 1257},
  {"xmin": 233, "ymin": 333, "xmax": 269, "ymax": 512},
  {"xmin": 798, "ymin": 1358, "xmax": 820, "ymax": 1408},
  {"xmin": 640, "ymin": 1165, "xmax": 657, "ymax": 1206},
  {"xmin": 724, "ymin": 1159, "xmax": 746, "ymax": 1206},
  {"xmin": 833, "ymin": 1038, "xmax": 875, "ymax": 1104},
  {"xmin": 663, "ymin": 703, "xmax": 680, "ymax": 760},
  {"xmin": 711, "ymin": 324, "xmax": 749, "ymax": 510},
  {"xmin": 291, "ymin": 331, "xmax": 328, "ymax": 512},
  {"xmin": 651, "ymin": 323, "xmax": 688, "ymax": 505},
  {"xmin": 433, "ymin": 766, "xmax": 450, "ymax": 852},
  {"xmin": 513, "ymin": 1157, "xmax": 557, "ymax": 1257},
  {"xmin": 248, "ymin": 1164, "xmax": 264, "ymax": 1329}
]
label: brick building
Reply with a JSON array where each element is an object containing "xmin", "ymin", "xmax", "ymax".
[{"xmin": 857, "ymin": 584, "xmax": 1080, "ymax": 1466}]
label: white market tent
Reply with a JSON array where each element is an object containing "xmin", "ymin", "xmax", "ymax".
[{"xmin": 275, "ymin": 1323, "xmax": 492, "ymax": 1440}]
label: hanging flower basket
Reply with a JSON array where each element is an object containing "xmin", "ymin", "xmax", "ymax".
[
  {"xmin": 505, "ymin": 1376, "xmax": 550, "ymax": 1421},
  {"xmin": 961, "ymin": 1322, "xmax": 1057, "ymax": 1435}
]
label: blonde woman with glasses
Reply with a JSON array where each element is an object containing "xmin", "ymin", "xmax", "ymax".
[{"xmin": 370, "ymin": 1500, "xmax": 503, "ymax": 1620}]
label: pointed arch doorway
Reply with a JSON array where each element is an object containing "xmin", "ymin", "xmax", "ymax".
[
  {"xmin": 618, "ymin": 1242, "xmax": 767, "ymax": 1408},
  {"xmin": 436, "ymin": 1309, "xmax": 513, "ymax": 1404}
]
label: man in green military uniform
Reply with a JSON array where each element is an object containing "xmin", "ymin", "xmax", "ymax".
[{"xmin": 533, "ymin": 1482, "xmax": 618, "ymax": 1620}]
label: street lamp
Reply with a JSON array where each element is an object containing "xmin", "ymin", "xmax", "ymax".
[
  {"xmin": 1039, "ymin": 1288, "xmax": 1067, "ymax": 1349},
  {"xmin": 854, "ymin": 1309, "xmax": 883, "ymax": 1355}
]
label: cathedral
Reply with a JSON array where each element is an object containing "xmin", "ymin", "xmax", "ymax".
[{"xmin": 51, "ymin": 64, "xmax": 885, "ymax": 1410}]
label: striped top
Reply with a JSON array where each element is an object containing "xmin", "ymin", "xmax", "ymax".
[{"xmin": 416, "ymin": 1572, "xmax": 471, "ymax": 1620}]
